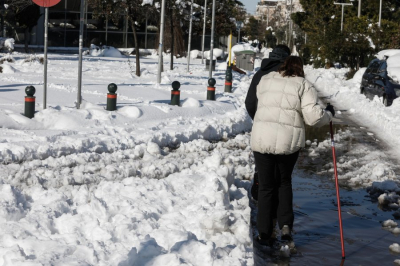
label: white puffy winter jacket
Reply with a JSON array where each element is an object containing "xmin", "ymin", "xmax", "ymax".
[{"xmin": 250, "ymin": 71, "xmax": 332, "ymax": 155}]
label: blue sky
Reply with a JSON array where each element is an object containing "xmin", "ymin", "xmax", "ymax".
[{"xmin": 244, "ymin": 0, "xmax": 258, "ymax": 14}]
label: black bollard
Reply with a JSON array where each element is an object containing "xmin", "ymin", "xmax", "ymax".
[
  {"xmin": 24, "ymin": 86, "xmax": 36, "ymax": 119},
  {"xmin": 106, "ymin": 83, "xmax": 118, "ymax": 111},
  {"xmin": 207, "ymin": 78, "xmax": 216, "ymax": 101},
  {"xmin": 225, "ymin": 64, "xmax": 233, "ymax": 93},
  {"xmin": 171, "ymin": 81, "xmax": 181, "ymax": 106}
]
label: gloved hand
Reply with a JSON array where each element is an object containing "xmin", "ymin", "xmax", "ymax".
[{"xmin": 325, "ymin": 104, "xmax": 335, "ymax": 117}]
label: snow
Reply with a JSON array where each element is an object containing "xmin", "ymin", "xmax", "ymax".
[
  {"xmin": 0, "ymin": 47, "xmax": 400, "ymax": 264},
  {"xmin": 87, "ymin": 44, "xmax": 124, "ymax": 57},
  {"xmin": 390, "ymin": 243, "xmax": 400, "ymax": 253},
  {"xmin": 203, "ymin": 48, "xmax": 224, "ymax": 60},
  {"xmin": 0, "ymin": 38, "xmax": 14, "ymax": 51},
  {"xmin": 228, "ymin": 43, "xmax": 257, "ymax": 64},
  {"xmin": 375, "ymin": 49, "xmax": 400, "ymax": 82},
  {"xmin": 383, "ymin": 219, "xmax": 398, "ymax": 228}
]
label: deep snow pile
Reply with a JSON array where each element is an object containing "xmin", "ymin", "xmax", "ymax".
[{"xmin": 0, "ymin": 135, "xmax": 254, "ymax": 265}]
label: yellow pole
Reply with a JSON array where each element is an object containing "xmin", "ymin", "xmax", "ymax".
[{"xmin": 228, "ymin": 31, "xmax": 232, "ymax": 66}]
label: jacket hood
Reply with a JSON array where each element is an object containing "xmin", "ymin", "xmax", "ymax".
[
  {"xmin": 260, "ymin": 59, "xmax": 281, "ymax": 70},
  {"xmin": 260, "ymin": 47, "xmax": 290, "ymax": 69}
]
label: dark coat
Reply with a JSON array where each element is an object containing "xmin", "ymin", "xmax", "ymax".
[{"xmin": 245, "ymin": 50, "xmax": 289, "ymax": 120}]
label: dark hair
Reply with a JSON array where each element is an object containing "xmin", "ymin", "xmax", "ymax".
[
  {"xmin": 278, "ymin": 56, "xmax": 305, "ymax": 78},
  {"xmin": 275, "ymin": 44, "xmax": 291, "ymax": 56}
]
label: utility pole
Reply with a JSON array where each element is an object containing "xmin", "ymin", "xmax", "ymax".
[
  {"xmin": 145, "ymin": 13, "xmax": 148, "ymax": 49},
  {"xmin": 0, "ymin": 0, "xmax": 3, "ymax": 37},
  {"xmin": 334, "ymin": 2, "xmax": 352, "ymax": 32},
  {"xmin": 288, "ymin": 0, "xmax": 293, "ymax": 49},
  {"xmin": 157, "ymin": 0, "xmax": 166, "ymax": 85},
  {"xmin": 378, "ymin": 0, "xmax": 382, "ymax": 27},
  {"xmin": 201, "ymin": 0, "xmax": 207, "ymax": 64},
  {"xmin": 351, "ymin": 0, "xmax": 362, "ymax": 18},
  {"xmin": 77, "ymin": 0, "xmax": 85, "ymax": 108},
  {"xmin": 236, "ymin": 21, "xmax": 243, "ymax": 43},
  {"xmin": 43, "ymin": 7, "xmax": 48, "ymax": 109},
  {"xmin": 186, "ymin": 0, "xmax": 193, "ymax": 72},
  {"xmin": 208, "ymin": 0, "xmax": 216, "ymax": 79}
]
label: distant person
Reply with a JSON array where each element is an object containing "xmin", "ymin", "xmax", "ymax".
[{"xmin": 251, "ymin": 56, "xmax": 335, "ymax": 245}]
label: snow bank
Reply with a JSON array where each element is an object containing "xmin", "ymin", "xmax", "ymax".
[
  {"xmin": 88, "ymin": 44, "xmax": 124, "ymax": 57},
  {"xmin": 0, "ymin": 135, "xmax": 253, "ymax": 265},
  {"xmin": 203, "ymin": 48, "xmax": 224, "ymax": 60}
]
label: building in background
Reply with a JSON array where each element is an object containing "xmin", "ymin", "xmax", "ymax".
[
  {"xmin": 255, "ymin": 0, "xmax": 302, "ymax": 28},
  {"xmin": 25, "ymin": 0, "xmax": 159, "ymax": 49}
]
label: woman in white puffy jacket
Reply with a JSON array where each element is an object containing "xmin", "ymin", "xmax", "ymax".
[{"xmin": 252, "ymin": 56, "xmax": 334, "ymax": 245}]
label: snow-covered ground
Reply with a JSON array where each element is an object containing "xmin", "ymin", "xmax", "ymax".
[{"xmin": 0, "ymin": 47, "xmax": 400, "ymax": 265}]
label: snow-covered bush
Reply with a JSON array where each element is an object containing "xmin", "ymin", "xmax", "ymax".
[
  {"xmin": 23, "ymin": 55, "xmax": 44, "ymax": 64},
  {"xmin": 0, "ymin": 37, "xmax": 14, "ymax": 52},
  {"xmin": 85, "ymin": 44, "xmax": 124, "ymax": 58},
  {"xmin": 0, "ymin": 55, "xmax": 14, "ymax": 64}
]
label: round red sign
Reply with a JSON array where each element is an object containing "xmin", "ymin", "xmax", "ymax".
[{"xmin": 33, "ymin": 0, "xmax": 61, "ymax": 7}]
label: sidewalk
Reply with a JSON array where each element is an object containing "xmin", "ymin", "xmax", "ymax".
[{"xmin": 252, "ymin": 120, "xmax": 400, "ymax": 265}]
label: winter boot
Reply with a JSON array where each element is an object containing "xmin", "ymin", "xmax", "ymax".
[
  {"xmin": 255, "ymin": 233, "xmax": 275, "ymax": 247},
  {"xmin": 281, "ymin": 225, "xmax": 293, "ymax": 241}
]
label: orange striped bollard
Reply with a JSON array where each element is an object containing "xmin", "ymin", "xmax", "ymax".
[
  {"xmin": 106, "ymin": 83, "xmax": 118, "ymax": 111},
  {"xmin": 207, "ymin": 78, "xmax": 216, "ymax": 101},
  {"xmin": 24, "ymin": 86, "xmax": 36, "ymax": 118},
  {"xmin": 171, "ymin": 81, "xmax": 180, "ymax": 106},
  {"xmin": 225, "ymin": 65, "xmax": 232, "ymax": 93}
]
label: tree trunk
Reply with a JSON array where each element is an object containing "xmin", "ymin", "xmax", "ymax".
[
  {"xmin": 24, "ymin": 27, "xmax": 29, "ymax": 53},
  {"xmin": 130, "ymin": 19, "xmax": 140, "ymax": 77},
  {"xmin": 170, "ymin": 8, "xmax": 174, "ymax": 70}
]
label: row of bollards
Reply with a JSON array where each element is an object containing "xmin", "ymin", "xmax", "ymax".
[{"xmin": 23, "ymin": 75, "xmax": 233, "ymax": 118}]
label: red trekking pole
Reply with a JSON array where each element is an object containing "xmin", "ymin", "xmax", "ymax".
[{"xmin": 329, "ymin": 120, "xmax": 346, "ymax": 259}]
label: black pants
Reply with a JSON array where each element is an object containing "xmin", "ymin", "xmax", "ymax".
[{"xmin": 254, "ymin": 150, "xmax": 300, "ymax": 238}]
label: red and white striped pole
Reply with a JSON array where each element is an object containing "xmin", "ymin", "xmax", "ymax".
[{"xmin": 329, "ymin": 120, "xmax": 345, "ymax": 260}]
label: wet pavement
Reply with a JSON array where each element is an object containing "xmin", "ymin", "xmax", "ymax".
[{"xmin": 252, "ymin": 115, "xmax": 400, "ymax": 265}]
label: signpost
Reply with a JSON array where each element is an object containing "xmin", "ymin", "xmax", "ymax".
[{"xmin": 33, "ymin": 0, "xmax": 61, "ymax": 110}]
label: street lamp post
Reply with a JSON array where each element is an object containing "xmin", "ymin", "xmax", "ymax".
[
  {"xmin": 157, "ymin": 0, "xmax": 166, "ymax": 85},
  {"xmin": 77, "ymin": 0, "xmax": 86, "ymax": 109},
  {"xmin": 350, "ymin": 0, "xmax": 362, "ymax": 18},
  {"xmin": 334, "ymin": 2, "xmax": 352, "ymax": 32},
  {"xmin": 288, "ymin": 0, "xmax": 293, "ymax": 50},
  {"xmin": 201, "ymin": 0, "xmax": 207, "ymax": 64},
  {"xmin": 236, "ymin": 21, "xmax": 243, "ymax": 43},
  {"xmin": 186, "ymin": 0, "xmax": 194, "ymax": 72},
  {"xmin": 208, "ymin": 0, "xmax": 216, "ymax": 79},
  {"xmin": 378, "ymin": 0, "xmax": 382, "ymax": 27}
]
